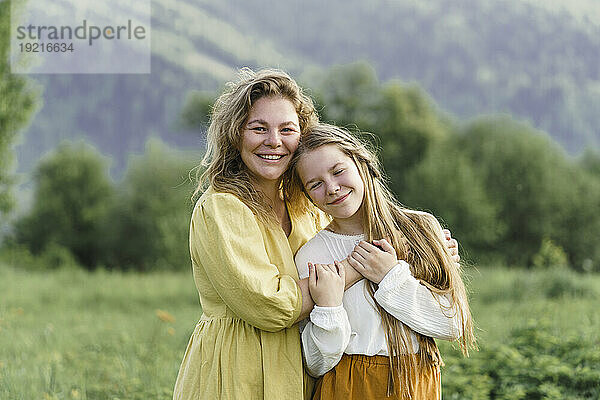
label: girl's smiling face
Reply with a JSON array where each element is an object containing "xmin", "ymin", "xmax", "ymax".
[{"xmin": 297, "ymin": 144, "xmax": 365, "ymax": 224}]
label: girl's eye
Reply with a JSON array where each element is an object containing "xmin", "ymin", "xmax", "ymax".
[
  {"xmin": 333, "ymin": 169, "xmax": 344, "ymax": 175},
  {"xmin": 309, "ymin": 182, "xmax": 322, "ymax": 190}
]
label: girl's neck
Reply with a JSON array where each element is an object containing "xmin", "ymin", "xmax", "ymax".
[{"xmin": 327, "ymin": 216, "xmax": 364, "ymax": 236}]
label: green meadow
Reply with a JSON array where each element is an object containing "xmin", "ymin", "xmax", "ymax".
[{"xmin": 1, "ymin": 263, "xmax": 599, "ymax": 399}]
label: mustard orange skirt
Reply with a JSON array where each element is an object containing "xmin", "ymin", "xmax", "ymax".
[{"xmin": 312, "ymin": 354, "xmax": 441, "ymax": 400}]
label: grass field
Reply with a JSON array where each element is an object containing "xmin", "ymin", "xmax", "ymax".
[{"xmin": 1, "ymin": 263, "xmax": 599, "ymax": 399}]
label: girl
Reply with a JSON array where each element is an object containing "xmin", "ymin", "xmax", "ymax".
[{"xmin": 285, "ymin": 123, "xmax": 476, "ymax": 399}]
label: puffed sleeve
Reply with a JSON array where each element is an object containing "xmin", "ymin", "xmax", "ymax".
[
  {"xmin": 190, "ymin": 193, "xmax": 302, "ymax": 332},
  {"xmin": 300, "ymin": 306, "xmax": 351, "ymax": 377},
  {"xmin": 295, "ymin": 237, "xmax": 351, "ymax": 377},
  {"xmin": 374, "ymin": 261, "xmax": 462, "ymax": 341}
]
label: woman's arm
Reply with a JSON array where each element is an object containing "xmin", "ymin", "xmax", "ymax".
[{"xmin": 191, "ymin": 193, "xmax": 303, "ymax": 332}]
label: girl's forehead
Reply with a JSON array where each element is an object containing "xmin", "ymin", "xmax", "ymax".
[{"xmin": 298, "ymin": 144, "xmax": 350, "ymax": 172}]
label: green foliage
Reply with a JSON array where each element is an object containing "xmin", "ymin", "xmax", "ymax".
[
  {"xmin": 532, "ymin": 238, "xmax": 568, "ymax": 270},
  {"xmin": 105, "ymin": 139, "xmax": 197, "ymax": 271},
  {"xmin": 477, "ymin": 265, "xmax": 598, "ymax": 305},
  {"xmin": 0, "ymin": 0, "xmax": 38, "ymax": 215},
  {"xmin": 10, "ymin": 138, "xmax": 199, "ymax": 272},
  {"xmin": 579, "ymin": 148, "xmax": 600, "ymax": 178},
  {"xmin": 443, "ymin": 322, "xmax": 600, "ymax": 399},
  {"xmin": 311, "ymin": 62, "xmax": 448, "ymax": 192},
  {"xmin": 457, "ymin": 117, "xmax": 576, "ymax": 266},
  {"xmin": 0, "ymin": 262, "xmax": 200, "ymax": 400},
  {"xmin": 0, "ymin": 243, "xmax": 80, "ymax": 271},
  {"xmin": 14, "ymin": 141, "xmax": 114, "ymax": 269},
  {"xmin": 2, "ymin": 263, "xmax": 599, "ymax": 399},
  {"xmin": 402, "ymin": 138, "xmax": 504, "ymax": 256},
  {"xmin": 179, "ymin": 90, "xmax": 214, "ymax": 131}
]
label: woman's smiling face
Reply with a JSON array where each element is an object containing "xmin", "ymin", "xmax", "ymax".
[
  {"xmin": 240, "ymin": 96, "xmax": 300, "ymax": 189},
  {"xmin": 297, "ymin": 144, "xmax": 365, "ymax": 222}
]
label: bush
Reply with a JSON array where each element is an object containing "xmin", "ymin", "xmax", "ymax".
[
  {"xmin": 532, "ymin": 238, "xmax": 568, "ymax": 270},
  {"xmin": 0, "ymin": 243, "xmax": 80, "ymax": 271},
  {"xmin": 443, "ymin": 322, "xmax": 600, "ymax": 399}
]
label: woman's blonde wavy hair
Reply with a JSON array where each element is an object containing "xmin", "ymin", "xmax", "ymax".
[
  {"xmin": 194, "ymin": 67, "xmax": 318, "ymax": 224},
  {"xmin": 285, "ymin": 123, "xmax": 476, "ymax": 398}
]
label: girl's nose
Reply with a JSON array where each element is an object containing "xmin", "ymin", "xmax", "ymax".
[{"xmin": 327, "ymin": 182, "xmax": 340, "ymax": 195}]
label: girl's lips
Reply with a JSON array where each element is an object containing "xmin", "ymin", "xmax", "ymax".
[{"xmin": 329, "ymin": 191, "xmax": 350, "ymax": 205}]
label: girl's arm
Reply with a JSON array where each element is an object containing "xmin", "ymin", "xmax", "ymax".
[
  {"xmin": 301, "ymin": 305, "xmax": 351, "ymax": 377},
  {"xmin": 300, "ymin": 262, "xmax": 351, "ymax": 377},
  {"xmin": 349, "ymin": 239, "xmax": 462, "ymax": 340},
  {"xmin": 373, "ymin": 262, "xmax": 462, "ymax": 340}
]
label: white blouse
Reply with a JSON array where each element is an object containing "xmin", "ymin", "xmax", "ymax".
[{"xmin": 295, "ymin": 229, "xmax": 463, "ymax": 378}]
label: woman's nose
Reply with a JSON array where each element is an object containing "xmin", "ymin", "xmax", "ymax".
[{"xmin": 263, "ymin": 130, "xmax": 282, "ymax": 147}]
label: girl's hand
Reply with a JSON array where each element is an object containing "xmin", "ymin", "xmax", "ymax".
[
  {"xmin": 348, "ymin": 239, "xmax": 398, "ymax": 284},
  {"xmin": 308, "ymin": 261, "xmax": 345, "ymax": 307},
  {"xmin": 443, "ymin": 229, "xmax": 460, "ymax": 267}
]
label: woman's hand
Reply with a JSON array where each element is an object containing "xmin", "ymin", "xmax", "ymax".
[
  {"xmin": 308, "ymin": 261, "xmax": 345, "ymax": 307},
  {"xmin": 443, "ymin": 229, "xmax": 460, "ymax": 267},
  {"xmin": 347, "ymin": 239, "xmax": 398, "ymax": 284}
]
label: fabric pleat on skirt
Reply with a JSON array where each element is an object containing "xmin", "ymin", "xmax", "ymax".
[{"xmin": 312, "ymin": 354, "xmax": 441, "ymax": 400}]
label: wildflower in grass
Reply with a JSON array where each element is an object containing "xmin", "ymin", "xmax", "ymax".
[
  {"xmin": 155, "ymin": 309, "xmax": 175, "ymax": 323},
  {"xmin": 168, "ymin": 327, "xmax": 176, "ymax": 336}
]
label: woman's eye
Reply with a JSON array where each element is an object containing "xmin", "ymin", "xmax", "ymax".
[
  {"xmin": 251, "ymin": 126, "xmax": 266, "ymax": 132},
  {"xmin": 281, "ymin": 127, "xmax": 297, "ymax": 134}
]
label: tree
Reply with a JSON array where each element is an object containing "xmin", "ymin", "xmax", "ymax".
[
  {"xmin": 0, "ymin": 0, "xmax": 38, "ymax": 215},
  {"xmin": 402, "ymin": 138, "xmax": 504, "ymax": 261},
  {"xmin": 106, "ymin": 139, "xmax": 197, "ymax": 271},
  {"xmin": 14, "ymin": 141, "xmax": 114, "ymax": 268},
  {"xmin": 458, "ymin": 117, "xmax": 577, "ymax": 266},
  {"xmin": 310, "ymin": 62, "xmax": 448, "ymax": 194}
]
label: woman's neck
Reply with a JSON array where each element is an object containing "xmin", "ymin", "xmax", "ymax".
[
  {"xmin": 252, "ymin": 179, "xmax": 290, "ymax": 233},
  {"xmin": 252, "ymin": 179, "xmax": 281, "ymax": 204}
]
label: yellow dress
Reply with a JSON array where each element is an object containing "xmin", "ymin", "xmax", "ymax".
[{"xmin": 173, "ymin": 189, "xmax": 327, "ymax": 400}]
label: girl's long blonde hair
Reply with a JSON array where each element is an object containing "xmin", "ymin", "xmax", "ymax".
[
  {"xmin": 285, "ymin": 123, "xmax": 476, "ymax": 398},
  {"xmin": 194, "ymin": 67, "xmax": 318, "ymax": 224}
]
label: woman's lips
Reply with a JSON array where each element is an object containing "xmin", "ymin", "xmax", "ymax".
[{"xmin": 257, "ymin": 154, "xmax": 285, "ymax": 161}]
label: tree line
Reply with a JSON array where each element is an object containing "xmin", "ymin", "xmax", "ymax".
[{"xmin": 2, "ymin": 63, "xmax": 600, "ymax": 272}]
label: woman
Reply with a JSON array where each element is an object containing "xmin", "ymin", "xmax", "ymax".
[{"xmin": 173, "ymin": 68, "xmax": 461, "ymax": 399}]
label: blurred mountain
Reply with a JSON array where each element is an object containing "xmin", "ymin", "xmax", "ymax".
[{"xmin": 16, "ymin": 0, "xmax": 600, "ymax": 175}]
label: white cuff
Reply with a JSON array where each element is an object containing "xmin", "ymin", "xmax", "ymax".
[
  {"xmin": 310, "ymin": 305, "xmax": 347, "ymax": 330},
  {"xmin": 376, "ymin": 260, "xmax": 411, "ymax": 293}
]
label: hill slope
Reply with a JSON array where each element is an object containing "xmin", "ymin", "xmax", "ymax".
[{"xmin": 16, "ymin": 0, "xmax": 600, "ymax": 174}]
